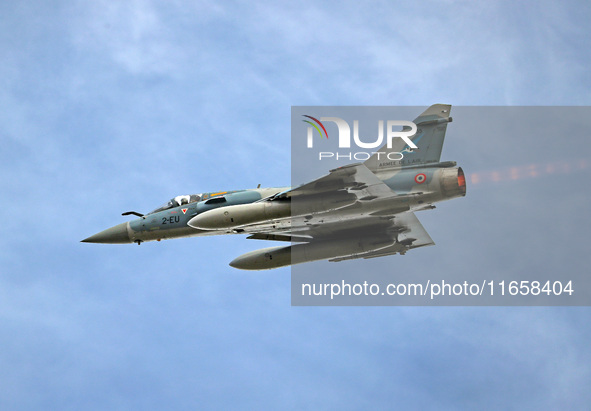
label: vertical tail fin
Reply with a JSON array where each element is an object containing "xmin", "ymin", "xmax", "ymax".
[{"xmin": 364, "ymin": 104, "xmax": 452, "ymax": 172}]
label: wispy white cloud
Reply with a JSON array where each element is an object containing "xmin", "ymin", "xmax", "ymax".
[
  {"xmin": 1, "ymin": 1, "xmax": 591, "ymax": 409},
  {"xmin": 71, "ymin": 0, "xmax": 183, "ymax": 76}
]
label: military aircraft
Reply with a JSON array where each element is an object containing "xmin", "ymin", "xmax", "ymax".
[{"xmin": 82, "ymin": 104, "xmax": 466, "ymax": 270}]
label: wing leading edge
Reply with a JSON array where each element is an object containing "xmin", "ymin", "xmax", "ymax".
[{"xmin": 267, "ymin": 162, "xmax": 395, "ymax": 201}]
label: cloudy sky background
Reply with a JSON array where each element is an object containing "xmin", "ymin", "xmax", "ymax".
[{"xmin": 1, "ymin": 1, "xmax": 590, "ymax": 409}]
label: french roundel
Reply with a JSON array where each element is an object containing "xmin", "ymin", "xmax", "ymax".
[{"xmin": 414, "ymin": 173, "xmax": 426, "ymax": 184}]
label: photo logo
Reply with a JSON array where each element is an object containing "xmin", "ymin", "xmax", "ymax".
[{"xmin": 304, "ymin": 116, "xmax": 418, "ymax": 161}]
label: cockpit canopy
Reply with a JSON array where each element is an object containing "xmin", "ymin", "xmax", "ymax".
[{"xmin": 148, "ymin": 194, "xmax": 202, "ymax": 215}]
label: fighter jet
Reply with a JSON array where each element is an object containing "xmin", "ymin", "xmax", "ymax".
[{"xmin": 82, "ymin": 104, "xmax": 466, "ymax": 270}]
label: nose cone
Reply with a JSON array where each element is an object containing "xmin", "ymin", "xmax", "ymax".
[{"xmin": 81, "ymin": 222, "xmax": 131, "ymax": 244}]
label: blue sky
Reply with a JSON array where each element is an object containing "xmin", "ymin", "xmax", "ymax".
[{"xmin": 1, "ymin": 1, "xmax": 590, "ymax": 409}]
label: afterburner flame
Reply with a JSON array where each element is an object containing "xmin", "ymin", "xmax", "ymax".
[{"xmin": 468, "ymin": 159, "xmax": 588, "ymax": 186}]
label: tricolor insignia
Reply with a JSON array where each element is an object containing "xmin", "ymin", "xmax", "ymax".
[{"xmin": 414, "ymin": 173, "xmax": 426, "ymax": 184}]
